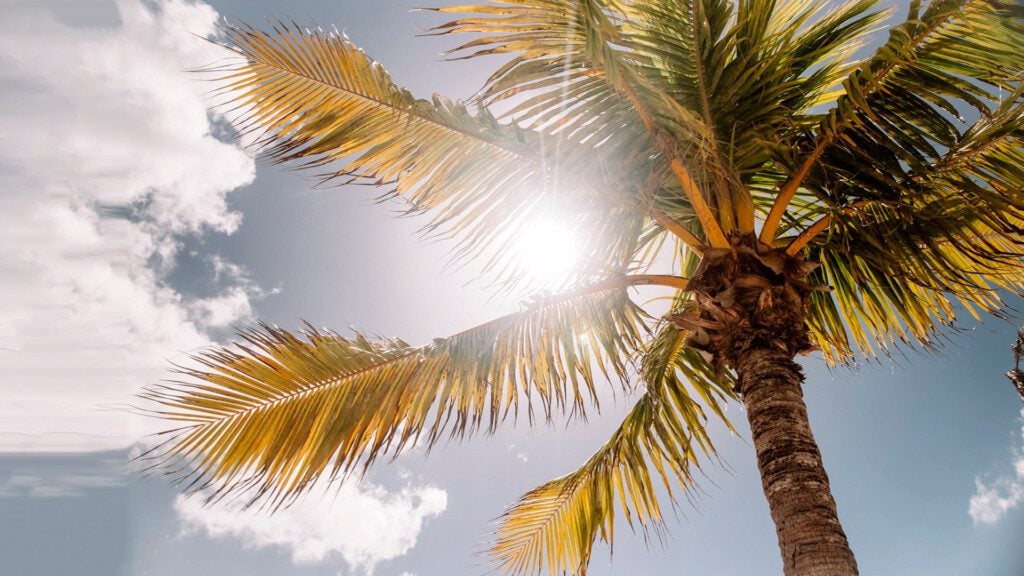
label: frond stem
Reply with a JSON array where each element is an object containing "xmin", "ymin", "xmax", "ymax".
[
  {"xmin": 639, "ymin": 169, "xmax": 706, "ymax": 254},
  {"xmin": 625, "ymin": 274, "xmax": 691, "ymax": 291},
  {"xmin": 650, "ymin": 209, "xmax": 706, "ymax": 255},
  {"xmin": 690, "ymin": 0, "xmax": 737, "ymax": 233},
  {"xmin": 785, "ymin": 200, "xmax": 871, "ymax": 255},
  {"xmin": 760, "ymin": 138, "xmax": 827, "ymax": 243},
  {"xmin": 618, "ymin": 81, "xmax": 729, "ymax": 248}
]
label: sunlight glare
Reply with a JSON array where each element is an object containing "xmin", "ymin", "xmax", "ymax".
[{"xmin": 514, "ymin": 217, "xmax": 579, "ymax": 287}]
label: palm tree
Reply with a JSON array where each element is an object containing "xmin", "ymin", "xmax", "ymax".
[
  {"xmin": 1008, "ymin": 328, "xmax": 1024, "ymax": 401},
  {"xmin": 144, "ymin": 1, "xmax": 1024, "ymax": 574}
]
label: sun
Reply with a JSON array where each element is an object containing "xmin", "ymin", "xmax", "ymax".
[{"xmin": 513, "ymin": 217, "xmax": 579, "ymax": 287}]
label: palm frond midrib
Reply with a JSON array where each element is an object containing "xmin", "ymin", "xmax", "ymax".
[
  {"xmin": 226, "ymin": 30, "xmax": 533, "ymax": 160},
  {"xmin": 179, "ymin": 346, "xmax": 424, "ymax": 426}
]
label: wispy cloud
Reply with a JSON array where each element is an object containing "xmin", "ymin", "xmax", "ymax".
[
  {"xmin": 969, "ymin": 408, "xmax": 1024, "ymax": 525},
  {"xmin": 0, "ymin": 456, "xmax": 128, "ymax": 498},
  {"xmin": 175, "ymin": 478, "xmax": 447, "ymax": 575},
  {"xmin": 0, "ymin": 0, "xmax": 259, "ymax": 451}
]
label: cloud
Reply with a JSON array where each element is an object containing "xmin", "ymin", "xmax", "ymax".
[
  {"xmin": 969, "ymin": 408, "xmax": 1024, "ymax": 525},
  {"xmin": 506, "ymin": 443, "xmax": 529, "ymax": 463},
  {"xmin": 175, "ymin": 478, "xmax": 447, "ymax": 575},
  {"xmin": 0, "ymin": 456, "xmax": 128, "ymax": 498},
  {"xmin": 0, "ymin": 0, "xmax": 259, "ymax": 451}
]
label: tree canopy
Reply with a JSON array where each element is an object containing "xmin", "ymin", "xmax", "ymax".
[{"xmin": 144, "ymin": 1, "xmax": 1024, "ymax": 574}]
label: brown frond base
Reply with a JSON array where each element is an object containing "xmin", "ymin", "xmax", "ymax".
[{"xmin": 669, "ymin": 231, "xmax": 823, "ymax": 379}]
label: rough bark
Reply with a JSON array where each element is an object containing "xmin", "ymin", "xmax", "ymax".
[{"xmin": 737, "ymin": 347, "xmax": 858, "ymax": 576}]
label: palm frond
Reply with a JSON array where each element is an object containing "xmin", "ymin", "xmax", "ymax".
[
  {"xmin": 143, "ymin": 282, "xmax": 647, "ymax": 509},
  {"xmin": 796, "ymin": 84, "xmax": 1024, "ymax": 361},
  {"xmin": 436, "ymin": 0, "xmax": 887, "ymax": 242},
  {"xmin": 769, "ymin": 0, "xmax": 1024, "ymax": 235},
  {"xmin": 624, "ymin": 0, "xmax": 885, "ymax": 218},
  {"xmin": 432, "ymin": 1, "xmax": 728, "ymax": 246},
  {"xmin": 488, "ymin": 319, "xmax": 734, "ymax": 576},
  {"xmin": 431, "ymin": 1, "xmax": 702, "ymax": 147},
  {"xmin": 805, "ymin": 211, "xmax": 1024, "ymax": 362},
  {"xmin": 215, "ymin": 22, "xmax": 640, "ymax": 292}
]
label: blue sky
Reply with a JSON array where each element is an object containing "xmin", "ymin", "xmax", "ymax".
[{"xmin": 1, "ymin": 0, "xmax": 1023, "ymax": 575}]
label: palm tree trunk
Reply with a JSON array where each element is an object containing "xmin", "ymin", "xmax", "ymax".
[{"xmin": 736, "ymin": 346, "xmax": 858, "ymax": 576}]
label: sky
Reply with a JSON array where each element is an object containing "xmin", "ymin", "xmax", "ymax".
[{"xmin": 1, "ymin": 0, "xmax": 1023, "ymax": 575}]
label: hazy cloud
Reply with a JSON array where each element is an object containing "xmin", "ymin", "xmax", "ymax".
[
  {"xmin": 0, "ymin": 0, "xmax": 259, "ymax": 450},
  {"xmin": 0, "ymin": 456, "xmax": 128, "ymax": 498},
  {"xmin": 175, "ymin": 478, "xmax": 447, "ymax": 574},
  {"xmin": 969, "ymin": 408, "xmax": 1024, "ymax": 525},
  {"xmin": 505, "ymin": 443, "xmax": 529, "ymax": 464}
]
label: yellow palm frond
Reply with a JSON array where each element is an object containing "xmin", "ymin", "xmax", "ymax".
[
  {"xmin": 215, "ymin": 22, "xmax": 637, "ymax": 290},
  {"xmin": 489, "ymin": 319, "xmax": 734, "ymax": 575},
  {"xmin": 143, "ymin": 281, "xmax": 647, "ymax": 509}
]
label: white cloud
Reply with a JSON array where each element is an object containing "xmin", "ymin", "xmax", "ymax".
[
  {"xmin": 969, "ymin": 408, "xmax": 1024, "ymax": 525},
  {"xmin": 0, "ymin": 0, "xmax": 258, "ymax": 451},
  {"xmin": 506, "ymin": 443, "xmax": 529, "ymax": 463},
  {"xmin": 175, "ymin": 478, "xmax": 447, "ymax": 574},
  {"xmin": 189, "ymin": 286, "xmax": 256, "ymax": 328}
]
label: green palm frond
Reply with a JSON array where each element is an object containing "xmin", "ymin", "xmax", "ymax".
[
  {"xmin": 779, "ymin": 0, "xmax": 1024, "ymax": 213},
  {"xmin": 769, "ymin": 0, "xmax": 1024, "ymax": 360},
  {"xmin": 489, "ymin": 320, "xmax": 733, "ymax": 576},
  {"xmin": 807, "ymin": 248, "xmax": 958, "ymax": 361},
  {"xmin": 623, "ymin": 0, "xmax": 887, "ymax": 231},
  {"xmin": 729, "ymin": 0, "xmax": 886, "ymax": 176},
  {"xmin": 799, "ymin": 85, "xmax": 1024, "ymax": 360},
  {"xmin": 144, "ymin": 282, "xmax": 646, "ymax": 509},
  {"xmin": 627, "ymin": 0, "xmax": 882, "ymax": 165},
  {"xmin": 431, "ymin": 1, "xmax": 701, "ymax": 149},
  {"xmin": 805, "ymin": 210, "xmax": 1024, "ymax": 361},
  {"xmin": 436, "ymin": 0, "xmax": 887, "ymax": 240}
]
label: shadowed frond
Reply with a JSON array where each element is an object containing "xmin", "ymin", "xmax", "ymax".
[
  {"xmin": 798, "ymin": 84, "xmax": 1024, "ymax": 361},
  {"xmin": 488, "ymin": 319, "xmax": 733, "ymax": 576},
  {"xmin": 805, "ymin": 209, "xmax": 1024, "ymax": 362},
  {"xmin": 765, "ymin": 0, "xmax": 1024, "ymax": 240},
  {"xmin": 143, "ymin": 281, "xmax": 647, "ymax": 509}
]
